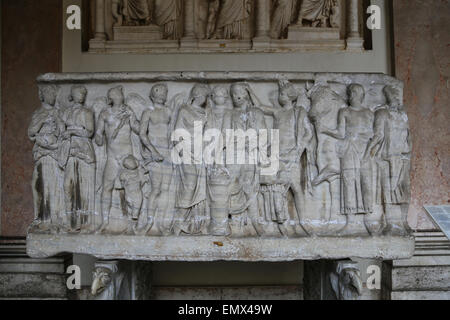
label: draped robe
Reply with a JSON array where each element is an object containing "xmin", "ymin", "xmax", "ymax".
[
  {"xmin": 216, "ymin": 0, "xmax": 252, "ymax": 39},
  {"xmin": 154, "ymin": 0, "xmax": 182, "ymax": 39}
]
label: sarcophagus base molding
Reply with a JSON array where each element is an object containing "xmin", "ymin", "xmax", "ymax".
[{"xmin": 27, "ymin": 234, "xmax": 414, "ymax": 261}]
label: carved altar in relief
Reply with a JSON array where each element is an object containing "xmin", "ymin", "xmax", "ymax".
[
  {"xmin": 89, "ymin": 0, "xmax": 365, "ymax": 53},
  {"xmin": 26, "ymin": 72, "xmax": 414, "ymax": 262}
]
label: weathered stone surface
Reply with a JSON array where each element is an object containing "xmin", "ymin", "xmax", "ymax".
[
  {"xmin": 89, "ymin": 0, "xmax": 360, "ymax": 53},
  {"xmin": 0, "ymin": 273, "xmax": 68, "ymax": 299},
  {"xmin": 27, "ymin": 233, "xmax": 414, "ymax": 261},
  {"xmin": 27, "ymin": 71, "xmax": 413, "ymax": 262},
  {"xmin": 75, "ymin": 285, "xmax": 303, "ymax": 300},
  {"xmin": 392, "ymin": 266, "xmax": 450, "ymax": 291},
  {"xmin": 391, "ymin": 291, "xmax": 450, "ymax": 301}
]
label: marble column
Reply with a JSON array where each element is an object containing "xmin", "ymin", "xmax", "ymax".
[
  {"xmin": 346, "ymin": 0, "xmax": 364, "ymax": 50},
  {"xmin": 253, "ymin": 0, "xmax": 271, "ymax": 47},
  {"xmin": 255, "ymin": 0, "xmax": 270, "ymax": 38},
  {"xmin": 94, "ymin": 0, "xmax": 106, "ymax": 40},
  {"xmin": 181, "ymin": 0, "xmax": 197, "ymax": 48}
]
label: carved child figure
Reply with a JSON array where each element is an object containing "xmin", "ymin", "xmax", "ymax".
[{"xmin": 119, "ymin": 155, "xmax": 144, "ymax": 221}]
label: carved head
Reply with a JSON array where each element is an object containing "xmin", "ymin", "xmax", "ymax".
[
  {"xmin": 69, "ymin": 85, "xmax": 88, "ymax": 105},
  {"xmin": 107, "ymin": 85, "xmax": 125, "ymax": 107},
  {"xmin": 123, "ymin": 155, "xmax": 139, "ymax": 170},
  {"xmin": 230, "ymin": 83, "xmax": 253, "ymax": 108},
  {"xmin": 38, "ymin": 85, "xmax": 58, "ymax": 106},
  {"xmin": 383, "ymin": 85, "xmax": 403, "ymax": 107},
  {"xmin": 189, "ymin": 83, "xmax": 210, "ymax": 108},
  {"xmin": 91, "ymin": 267, "xmax": 113, "ymax": 296},
  {"xmin": 278, "ymin": 80, "xmax": 298, "ymax": 106},
  {"xmin": 150, "ymin": 83, "xmax": 168, "ymax": 106},
  {"xmin": 330, "ymin": 262, "xmax": 363, "ymax": 300},
  {"xmin": 347, "ymin": 84, "xmax": 365, "ymax": 107},
  {"xmin": 211, "ymin": 85, "xmax": 230, "ymax": 106}
]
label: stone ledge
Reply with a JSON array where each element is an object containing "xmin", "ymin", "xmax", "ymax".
[{"xmin": 27, "ymin": 233, "xmax": 414, "ymax": 262}]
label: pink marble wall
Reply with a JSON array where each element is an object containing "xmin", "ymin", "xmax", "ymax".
[
  {"xmin": 1, "ymin": 0, "xmax": 62, "ymax": 237},
  {"xmin": 393, "ymin": 0, "xmax": 450, "ymax": 230}
]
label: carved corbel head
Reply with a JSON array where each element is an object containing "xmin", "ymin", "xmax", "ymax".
[
  {"xmin": 330, "ymin": 261, "xmax": 363, "ymax": 300},
  {"xmin": 91, "ymin": 261, "xmax": 120, "ymax": 296}
]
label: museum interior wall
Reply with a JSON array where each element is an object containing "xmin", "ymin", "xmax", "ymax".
[{"xmin": 0, "ymin": 0, "xmax": 449, "ymax": 300}]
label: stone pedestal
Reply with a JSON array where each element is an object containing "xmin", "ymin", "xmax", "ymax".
[
  {"xmin": 288, "ymin": 26, "xmax": 340, "ymax": 41},
  {"xmin": 0, "ymin": 241, "xmax": 69, "ymax": 300},
  {"xmin": 113, "ymin": 26, "xmax": 163, "ymax": 41},
  {"xmin": 346, "ymin": 37, "xmax": 365, "ymax": 51},
  {"xmin": 197, "ymin": 40, "xmax": 253, "ymax": 51}
]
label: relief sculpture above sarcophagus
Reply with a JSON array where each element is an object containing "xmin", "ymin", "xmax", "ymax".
[
  {"xmin": 88, "ymin": 0, "xmax": 365, "ymax": 53},
  {"xmin": 26, "ymin": 72, "xmax": 414, "ymax": 262}
]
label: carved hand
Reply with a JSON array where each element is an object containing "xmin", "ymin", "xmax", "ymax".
[
  {"xmin": 152, "ymin": 152, "xmax": 164, "ymax": 162},
  {"xmin": 95, "ymin": 134, "xmax": 104, "ymax": 146}
]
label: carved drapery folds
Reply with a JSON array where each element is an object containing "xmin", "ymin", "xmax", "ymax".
[
  {"xmin": 28, "ymin": 72, "xmax": 411, "ymax": 244},
  {"xmin": 89, "ymin": 0, "xmax": 364, "ymax": 53}
]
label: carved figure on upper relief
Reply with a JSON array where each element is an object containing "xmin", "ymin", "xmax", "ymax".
[
  {"xmin": 137, "ymin": 83, "xmax": 182, "ymax": 236},
  {"xmin": 172, "ymin": 84, "xmax": 211, "ymax": 236},
  {"xmin": 95, "ymin": 86, "xmax": 140, "ymax": 233},
  {"xmin": 321, "ymin": 84, "xmax": 374, "ymax": 236},
  {"xmin": 29, "ymin": 85, "xmax": 65, "ymax": 232},
  {"xmin": 295, "ymin": 0, "xmax": 339, "ymax": 28},
  {"xmin": 206, "ymin": 0, "xmax": 253, "ymax": 39},
  {"xmin": 59, "ymin": 85, "xmax": 96, "ymax": 232},
  {"xmin": 119, "ymin": 155, "xmax": 144, "ymax": 222},
  {"xmin": 256, "ymin": 80, "xmax": 315, "ymax": 236},
  {"xmin": 366, "ymin": 85, "xmax": 412, "ymax": 236},
  {"xmin": 112, "ymin": 0, "xmax": 154, "ymax": 27},
  {"xmin": 221, "ymin": 82, "xmax": 269, "ymax": 237},
  {"xmin": 154, "ymin": 0, "xmax": 182, "ymax": 39},
  {"xmin": 270, "ymin": 0, "xmax": 297, "ymax": 39}
]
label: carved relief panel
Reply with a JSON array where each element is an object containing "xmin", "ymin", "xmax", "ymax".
[
  {"xmin": 88, "ymin": 0, "xmax": 364, "ymax": 53},
  {"xmin": 27, "ymin": 72, "xmax": 414, "ymax": 262}
]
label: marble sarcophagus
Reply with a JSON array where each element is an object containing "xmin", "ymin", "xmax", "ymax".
[{"xmin": 26, "ymin": 72, "xmax": 414, "ymax": 261}]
